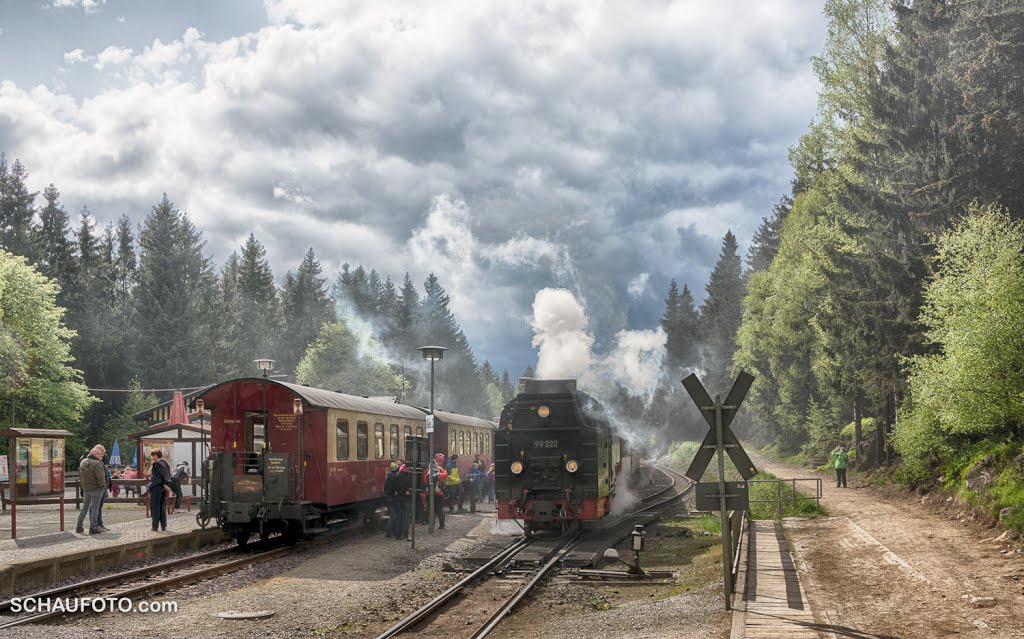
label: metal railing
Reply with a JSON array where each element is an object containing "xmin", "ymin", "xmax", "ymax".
[
  {"xmin": 729, "ymin": 509, "xmax": 745, "ymax": 589},
  {"xmin": 746, "ymin": 478, "xmax": 822, "ymax": 520}
]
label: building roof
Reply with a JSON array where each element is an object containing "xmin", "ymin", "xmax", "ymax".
[
  {"xmin": 0, "ymin": 428, "xmax": 75, "ymax": 438},
  {"xmin": 129, "ymin": 418, "xmax": 212, "ymax": 441},
  {"xmin": 131, "ymin": 386, "xmax": 212, "ymax": 424}
]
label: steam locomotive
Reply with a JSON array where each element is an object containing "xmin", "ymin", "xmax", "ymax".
[{"xmin": 494, "ymin": 379, "xmax": 639, "ymax": 534}]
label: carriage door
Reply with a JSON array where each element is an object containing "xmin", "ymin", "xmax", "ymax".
[{"xmin": 243, "ymin": 410, "xmax": 266, "ymax": 452}]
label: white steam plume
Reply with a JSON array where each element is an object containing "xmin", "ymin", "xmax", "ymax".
[
  {"xmin": 530, "ymin": 288, "xmax": 594, "ymax": 380},
  {"xmin": 530, "ymin": 288, "xmax": 666, "ymax": 398}
]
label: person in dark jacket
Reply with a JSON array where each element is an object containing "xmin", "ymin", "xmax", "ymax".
[
  {"xmin": 97, "ymin": 451, "xmax": 112, "ymax": 529},
  {"xmin": 394, "ymin": 463, "xmax": 413, "ymax": 540},
  {"xmin": 383, "ymin": 462, "xmax": 400, "ymax": 539},
  {"xmin": 170, "ymin": 461, "xmax": 190, "ymax": 510},
  {"xmin": 148, "ymin": 450, "xmax": 171, "ymax": 531},
  {"xmin": 76, "ymin": 446, "xmax": 107, "ymax": 534}
]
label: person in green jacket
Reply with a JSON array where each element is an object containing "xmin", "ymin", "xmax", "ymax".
[{"xmin": 830, "ymin": 445, "xmax": 850, "ymax": 488}]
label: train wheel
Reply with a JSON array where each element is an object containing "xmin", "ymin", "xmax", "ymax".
[{"xmin": 235, "ymin": 530, "xmax": 250, "ymax": 548}]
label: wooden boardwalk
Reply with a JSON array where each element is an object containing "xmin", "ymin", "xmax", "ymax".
[{"xmin": 733, "ymin": 520, "xmax": 825, "ymax": 638}]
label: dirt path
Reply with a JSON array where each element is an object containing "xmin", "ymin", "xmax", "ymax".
[{"xmin": 751, "ymin": 454, "xmax": 1024, "ymax": 638}]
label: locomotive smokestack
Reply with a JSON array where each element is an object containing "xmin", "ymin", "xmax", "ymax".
[{"xmin": 517, "ymin": 376, "xmax": 533, "ymax": 393}]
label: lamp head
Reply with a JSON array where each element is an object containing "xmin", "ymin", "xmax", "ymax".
[
  {"xmin": 417, "ymin": 345, "xmax": 448, "ymax": 361},
  {"xmin": 254, "ymin": 358, "xmax": 275, "ymax": 377}
]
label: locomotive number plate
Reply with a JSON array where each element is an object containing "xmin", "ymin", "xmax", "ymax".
[{"xmin": 532, "ymin": 440, "xmax": 560, "ymax": 448}]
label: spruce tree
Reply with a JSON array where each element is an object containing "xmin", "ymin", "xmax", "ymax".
[
  {"xmin": 418, "ymin": 273, "xmax": 487, "ymax": 415},
  {"xmin": 746, "ymin": 196, "xmax": 790, "ymax": 274},
  {"xmin": 134, "ymin": 195, "xmax": 217, "ymax": 387},
  {"xmin": 699, "ymin": 231, "xmax": 745, "ymax": 393},
  {"xmin": 0, "ymin": 156, "xmax": 37, "ymax": 259},
  {"xmin": 279, "ymin": 247, "xmax": 334, "ymax": 376},
  {"xmin": 395, "ymin": 273, "xmax": 420, "ymax": 352},
  {"xmin": 660, "ymin": 280, "xmax": 700, "ymax": 376},
  {"xmin": 500, "ymin": 369, "xmax": 515, "ymax": 402},
  {"xmin": 34, "ymin": 184, "xmax": 77, "ymax": 304},
  {"xmin": 230, "ymin": 234, "xmax": 281, "ymax": 375}
]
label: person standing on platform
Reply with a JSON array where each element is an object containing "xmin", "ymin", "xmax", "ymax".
[
  {"xmin": 76, "ymin": 446, "xmax": 107, "ymax": 534},
  {"xmin": 96, "ymin": 450, "xmax": 112, "ymax": 530},
  {"xmin": 444, "ymin": 454, "xmax": 462, "ymax": 513},
  {"xmin": 830, "ymin": 445, "xmax": 851, "ymax": 488},
  {"xmin": 486, "ymin": 463, "xmax": 496, "ymax": 504},
  {"xmin": 395, "ymin": 462, "xmax": 413, "ymax": 539},
  {"xmin": 423, "ymin": 459, "xmax": 447, "ymax": 530},
  {"xmin": 383, "ymin": 462, "xmax": 400, "ymax": 539},
  {"xmin": 170, "ymin": 461, "xmax": 190, "ymax": 511},
  {"xmin": 149, "ymin": 450, "xmax": 171, "ymax": 531}
]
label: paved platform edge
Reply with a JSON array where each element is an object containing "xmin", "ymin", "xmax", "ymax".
[{"xmin": 0, "ymin": 527, "xmax": 227, "ymax": 597}]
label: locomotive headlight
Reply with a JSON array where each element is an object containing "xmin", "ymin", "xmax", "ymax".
[
  {"xmin": 510, "ymin": 460, "xmax": 525, "ymax": 475},
  {"xmin": 537, "ymin": 405, "xmax": 550, "ymax": 418},
  {"xmin": 565, "ymin": 459, "xmax": 579, "ymax": 473}
]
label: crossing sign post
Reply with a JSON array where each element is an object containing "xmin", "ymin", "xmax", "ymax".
[{"xmin": 682, "ymin": 370, "xmax": 756, "ymax": 610}]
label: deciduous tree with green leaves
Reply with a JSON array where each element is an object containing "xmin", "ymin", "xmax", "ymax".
[{"xmin": 0, "ymin": 250, "xmax": 92, "ymax": 433}]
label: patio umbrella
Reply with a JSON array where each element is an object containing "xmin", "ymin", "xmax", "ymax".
[{"xmin": 110, "ymin": 439, "xmax": 121, "ymax": 465}]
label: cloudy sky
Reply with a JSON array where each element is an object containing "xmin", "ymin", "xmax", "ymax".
[{"xmin": 0, "ymin": 0, "xmax": 825, "ymax": 377}]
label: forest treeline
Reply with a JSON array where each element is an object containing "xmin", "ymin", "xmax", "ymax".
[
  {"xmin": 0, "ymin": 176, "xmax": 526, "ymax": 451},
  {"xmin": 727, "ymin": 0, "xmax": 1024, "ymax": 526}
]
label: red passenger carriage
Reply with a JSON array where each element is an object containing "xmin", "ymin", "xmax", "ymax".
[{"xmin": 197, "ymin": 378, "xmax": 495, "ymax": 545}]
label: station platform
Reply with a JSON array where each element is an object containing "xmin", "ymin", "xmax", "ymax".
[
  {"xmin": 732, "ymin": 520, "xmax": 824, "ymax": 639},
  {"xmin": 0, "ymin": 510, "xmax": 226, "ymax": 597}
]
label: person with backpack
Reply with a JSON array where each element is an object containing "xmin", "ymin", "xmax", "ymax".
[
  {"xmin": 423, "ymin": 457, "xmax": 447, "ymax": 530},
  {"xmin": 444, "ymin": 453, "xmax": 462, "ymax": 514}
]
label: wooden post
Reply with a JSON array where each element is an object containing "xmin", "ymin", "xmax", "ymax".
[
  {"xmin": 714, "ymin": 394, "xmax": 732, "ymax": 609},
  {"xmin": 10, "ymin": 499, "xmax": 15, "ymax": 539},
  {"xmin": 776, "ymin": 480, "xmax": 782, "ymax": 520},
  {"xmin": 59, "ymin": 493, "xmax": 65, "ymax": 532}
]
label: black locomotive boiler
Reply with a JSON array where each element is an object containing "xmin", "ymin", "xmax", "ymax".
[{"xmin": 494, "ymin": 378, "xmax": 638, "ymax": 534}]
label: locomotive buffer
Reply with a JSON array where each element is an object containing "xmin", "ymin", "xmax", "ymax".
[{"xmin": 682, "ymin": 370, "xmax": 757, "ymax": 611}]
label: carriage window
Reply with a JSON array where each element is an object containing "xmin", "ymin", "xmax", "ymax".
[
  {"xmin": 473, "ymin": 432, "xmax": 478, "ymax": 454},
  {"xmin": 486, "ymin": 434, "xmax": 491, "ymax": 454},
  {"xmin": 451, "ymin": 431, "xmax": 457, "ymax": 455},
  {"xmin": 459, "ymin": 432, "xmax": 465, "ymax": 455},
  {"xmin": 416, "ymin": 426, "xmax": 424, "ymax": 437},
  {"xmin": 390, "ymin": 425, "xmax": 399, "ymax": 459},
  {"xmin": 375, "ymin": 423, "xmax": 385, "ymax": 459},
  {"xmin": 336, "ymin": 419, "xmax": 350, "ymax": 460},
  {"xmin": 357, "ymin": 422, "xmax": 368, "ymax": 460}
]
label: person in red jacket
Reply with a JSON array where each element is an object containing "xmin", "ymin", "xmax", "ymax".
[{"xmin": 423, "ymin": 455, "xmax": 448, "ymax": 530}]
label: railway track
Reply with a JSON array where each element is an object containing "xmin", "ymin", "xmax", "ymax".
[
  {"xmin": 377, "ymin": 465, "xmax": 695, "ymax": 639},
  {"xmin": 0, "ymin": 542, "xmax": 298, "ymax": 628}
]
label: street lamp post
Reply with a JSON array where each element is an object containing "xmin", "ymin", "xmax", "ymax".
[
  {"xmin": 417, "ymin": 346, "xmax": 447, "ymax": 534},
  {"xmin": 254, "ymin": 359, "xmax": 274, "ymax": 453}
]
